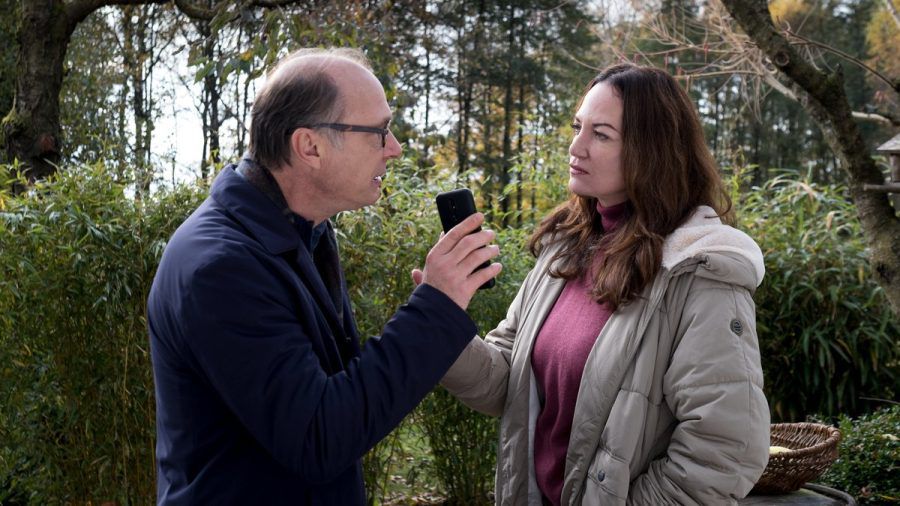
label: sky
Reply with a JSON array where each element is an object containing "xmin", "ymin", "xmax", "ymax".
[{"xmin": 147, "ymin": 30, "xmax": 264, "ymax": 187}]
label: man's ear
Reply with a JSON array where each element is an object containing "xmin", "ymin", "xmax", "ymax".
[{"xmin": 290, "ymin": 128, "xmax": 324, "ymax": 169}]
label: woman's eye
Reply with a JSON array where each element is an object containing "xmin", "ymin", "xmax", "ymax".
[
  {"xmin": 571, "ymin": 123, "xmax": 582, "ymax": 133},
  {"xmin": 594, "ymin": 131, "xmax": 609, "ymax": 140}
]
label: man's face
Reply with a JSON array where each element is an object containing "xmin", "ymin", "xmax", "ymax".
[{"xmin": 313, "ymin": 63, "xmax": 402, "ymax": 214}]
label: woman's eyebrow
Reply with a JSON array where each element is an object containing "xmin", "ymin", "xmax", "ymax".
[{"xmin": 591, "ymin": 122, "xmax": 619, "ymax": 132}]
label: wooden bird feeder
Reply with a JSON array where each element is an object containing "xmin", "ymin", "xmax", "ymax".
[{"xmin": 865, "ymin": 133, "xmax": 900, "ymax": 194}]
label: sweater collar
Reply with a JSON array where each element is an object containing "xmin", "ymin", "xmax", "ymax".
[{"xmin": 596, "ymin": 200, "xmax": 630, "ymax": 233}]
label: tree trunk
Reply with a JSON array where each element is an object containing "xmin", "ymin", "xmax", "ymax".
[
  {"xmin": 516, "ymin": 82, "xmax": 524, "ymax": 227},
  {"xmin": 2, "ymin": 0, "xmax": 70, "ymax": 183},
  {"xmin": 499, "ymin": 3, "xmax": 516, "ymax": 228},
  {"xmin": 2, "ymin": 0, "xmax": 170, "ymax": 186},
  {"xmin": 481, "ymin": 85, "xmax": 494, "ymax": 217},
  {"xmin": 720, "ymin": 0, "xmax": 900, "ymax": 317},
  {"xmin": 123, "ymin": 4, "xmax": 154, "ymax": 195},
  {"xmin": 134, "ymin": 6, "xmax": 153, "ymax": 194},
  {"xmin": 1, "ymin": 0, "xmax": 294, "ymax": 188},
  {"xmin": 422, "ymin": 40, "xmax": 432, "ymax": 168},
  {"xmin": 196, "ymin": 11, "xmax": 220, "ymax": 179}
]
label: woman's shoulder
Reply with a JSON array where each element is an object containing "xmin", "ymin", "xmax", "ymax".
[
  {"xmin": 662, "ymin": 206, "xmax": 764, "ymax": 290},
  {"xmin": 532, "ymin": 233, "xmax": 569, "ymax": 268}
]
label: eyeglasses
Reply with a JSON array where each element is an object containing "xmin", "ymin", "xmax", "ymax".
[{"xmin": 304, "ymin": 122, "xmax": 390, "ymax": 148}]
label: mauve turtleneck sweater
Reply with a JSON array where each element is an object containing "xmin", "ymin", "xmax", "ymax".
[{"xmin": 531, "ymin": 200, "xmax": 630, "ymax": 506}]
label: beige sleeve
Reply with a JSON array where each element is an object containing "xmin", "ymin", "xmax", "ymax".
[{"xmin": 439, "ymin": 265, "xmax": 532, "ymax": 417}]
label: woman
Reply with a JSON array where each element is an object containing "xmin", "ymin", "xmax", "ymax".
[{"xmin": 440, "ymin": 64, "xmax": 770, "ymax": 505}]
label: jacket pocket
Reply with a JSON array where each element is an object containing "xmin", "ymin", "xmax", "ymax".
[{"xmin": 579, "ymin": 447, "xmax": 629, "ymax": 506}]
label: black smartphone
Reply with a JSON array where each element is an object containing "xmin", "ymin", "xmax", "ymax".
[{"xmin": 435, "ymin": 188, "xmax": 495, "ymax": 290}]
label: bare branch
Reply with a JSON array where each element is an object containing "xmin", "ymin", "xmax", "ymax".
[
  {"xmin": 852, "ymin": 111, "xmax": 900, "ymax": 126},
  {"xmin": 639, "ymin": 1, "xmax": 780, "ymax": 118},
  {"xmin": 557, "ymin": 47, "xmax": 604, "ymax": 72},
  {"xmin": 66, "ymin": 0, "xmax": 170, "ymax": 29},
  {"xmin": 762, "ymin": 72, "xmax": 798, "ymax": 101},
  {"xmin": 719, "ymin": 0, "xmax": 900, "ymax": 317},
  {"xmin": 637, "ymin": 1, "xmax": 900, "ymax": 126},
  {"xmin": 786, "ymin": 29, "xmax": 900, "ymax": 94},
  {"xmin": 172, "ymin": 0, "xmax": 214, "ymax": 20},
  {"xmin": 253, "ymin": 0, "xmax": 305, "ymax": 7},
  {"xmin": 174, "ymin": 0, "xmax": 310, "ymax": 21}
]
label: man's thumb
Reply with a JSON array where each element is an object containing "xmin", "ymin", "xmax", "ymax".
[{"xmin": 411, "ymin": 268, "xmax": 424, "ymax": 286}]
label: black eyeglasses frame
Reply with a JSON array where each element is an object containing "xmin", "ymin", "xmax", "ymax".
[{"xmin": 298, "ymin": 122, "xmax": 390, "ymax": 148}]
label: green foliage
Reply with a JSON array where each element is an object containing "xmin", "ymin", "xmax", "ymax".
[
  {"xmin": 818, "ymin": 405, "xmax": 900, "ymax": 504},
  {"xmin": 0, "ymin": 163, "xmax": 204, "ymax": 503},
  {"xmin": 1, "ymin": 157, "xmax": 897, "ymax": 503},
  {"xmin": 333, "ymin": 164, "xmax": 419, "ymax": 502},
  {"xmin": 416, "ymin": 221, "xmax": 533, "ymax": 506},
  {"xmin": 336, "ymin": 156, "xmax": 440, "ymax": 503},
  {"xmin": 416, "ymin": 389, "xmax": 497, "ymax": 505},
  {"xmin": 736, "ymin": 172, "xmax": 900, "ymax": 421},
  {"xmin": 337, "ymin": 155, "xmax": 537, "ymax": 504}
]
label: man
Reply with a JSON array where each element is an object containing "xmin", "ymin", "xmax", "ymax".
[{"xmin": 147, "ymin": 48, "xmax": 501, "ymax": 505}]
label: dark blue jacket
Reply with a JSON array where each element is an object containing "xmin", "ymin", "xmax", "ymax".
[{"xmin": 148, "ymin": 165, "xmax": 477, "ymax": 505}]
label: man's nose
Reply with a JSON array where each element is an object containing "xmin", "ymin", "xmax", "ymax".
[{"xmin": 384, "ymin": 131, "xmax": 402, "ymax": 159}]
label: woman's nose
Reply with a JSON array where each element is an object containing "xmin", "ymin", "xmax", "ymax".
[{"xmin": 569, "ymin": 132, "xmax": 588, "ymax": 158}]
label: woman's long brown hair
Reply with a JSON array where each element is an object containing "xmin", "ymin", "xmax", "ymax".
[{"xmin": 529, "ymin": 64, "xmax": 733, "ymax": 310}]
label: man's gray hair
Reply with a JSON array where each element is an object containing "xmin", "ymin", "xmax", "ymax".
[{"xmin": 248, "ymin": 47, "xmax": 372, "ymax": 170}]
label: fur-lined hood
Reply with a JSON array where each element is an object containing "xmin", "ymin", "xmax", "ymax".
[{"xmin": 662, "ymin": 205, "xmax": 765, "ymax": 292}]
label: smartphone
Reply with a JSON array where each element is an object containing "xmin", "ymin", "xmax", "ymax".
[{"xmin": 435, "ymin": 188, "xmax": 495, "ymax": 290}]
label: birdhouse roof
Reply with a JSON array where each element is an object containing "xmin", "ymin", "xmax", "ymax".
[{"xmin": 877, "ymin": 133, "xmax": 900, "ymax": 153}]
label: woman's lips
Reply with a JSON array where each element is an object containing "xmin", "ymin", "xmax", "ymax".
[{"xmin": 569, "ymin": 165, "xmax": 587, "ymax": 175}]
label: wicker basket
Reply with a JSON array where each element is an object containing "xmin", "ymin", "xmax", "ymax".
[{"xmin": 751, "ymin": 422, "xmax": 841, "ymax": 495}]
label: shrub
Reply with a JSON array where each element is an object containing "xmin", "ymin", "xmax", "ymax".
[
  {"xmin": 335, "ymin": 157, "xmax": 441, "ymax": 503},
  {"xmin": 817, "ymin": 405, "xmax": 900, "ymax": 504},
  {"xmin": 0, "ymin": 164, "xmax": 203, "ymax": 503},
  {"xmin": 338, "ymin": 157, "xmax": 538, "ymax": 504},
  {"xmin": 1, "ymin": 159, "xmax": 897, "ymax": 503},
  {"xmin": 736, "ymin": 173, "xmax": 900, "ymax": 421}
]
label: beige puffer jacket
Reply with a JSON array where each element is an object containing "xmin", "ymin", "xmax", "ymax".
[{"xmin": 442, "ymin": 206, "xmax": 770, "ymax": 505}]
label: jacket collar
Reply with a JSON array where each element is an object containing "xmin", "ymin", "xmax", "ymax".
[
  {"xmin": 210, "ymin": 161, "xmax": 355, "ymax": 365},
  {"xmin": 209, "ymin": 161, "xmax": 300, "ymax": 255}
]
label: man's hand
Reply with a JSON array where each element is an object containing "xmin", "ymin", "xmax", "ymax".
[{"xmin": 410, "ymin": 213, "xmax": 502, "ymax": 310}]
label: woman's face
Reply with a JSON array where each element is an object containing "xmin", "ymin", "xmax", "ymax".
[{"xmin": 568, "ymin": 82, "xmax": 627, "ymax": 207}]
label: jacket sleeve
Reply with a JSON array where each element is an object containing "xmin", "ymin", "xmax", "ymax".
[
  {"xmin": 175, "ymin": 249, "xmax": 477, "ymax": 485},
  {"xmin": 439, "ymin": 261, "xmax": 539, "ymax": 417},
  {"xmin": 627, "ymin": 278, "xmax": 770, "ymax": 505}
]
